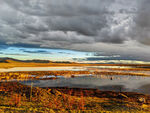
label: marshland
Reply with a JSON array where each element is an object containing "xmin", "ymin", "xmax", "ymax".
[{"xmin": 0, "ymin": 62, "xmax": 150, "ymax": 113}]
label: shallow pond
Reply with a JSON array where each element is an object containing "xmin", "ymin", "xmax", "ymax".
[
  {"xmin": 0, "ymin": 66, "xmax": 133, "ymax": 72},
  {"xmin": 20, "ymin": 74, "xmax": 150, "ymax": 95},
  {"xmin": 1, "ymin": 66, "xmax": 150, "ymax": 94}
]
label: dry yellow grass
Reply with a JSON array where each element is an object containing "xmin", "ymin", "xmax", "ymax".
[
  {"xmin": 0, "ymin": 82, "xmax": 150, "ymax": 112},
  {"xmin": 0, "ymin": 59, "xmax": 150, "ymax": 69}
]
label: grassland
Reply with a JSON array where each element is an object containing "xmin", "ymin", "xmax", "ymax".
[
  {"xmin": 0, "ymin": 59, "xmax": 150, "ymax": 69},
  {"xmin": 0, "ymin": 82, "xmax": 150, "ymax": 113}
]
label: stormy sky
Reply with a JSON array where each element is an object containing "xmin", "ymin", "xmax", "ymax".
[{"xmin": 0, "ymin": 0, "xmax": 150, "ymax": 63}]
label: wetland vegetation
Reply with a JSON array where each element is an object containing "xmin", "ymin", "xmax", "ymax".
[{"xmin": 0, "ymin": 60, "xmax": 150, "ymax": 112}]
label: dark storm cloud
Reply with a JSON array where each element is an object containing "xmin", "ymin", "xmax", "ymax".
[
  {"xmin": 0, "ymin": 0, "xmax": 125, "ymax": 47},
  {"xmin": 130, "ymin": 0, "xmax": 150, "ymax": 45},
  {"xmin": 84, "ymin": 56, "xmax": 139, "ymax": 61},
  {"xmin": 74, "ymin": 55, "xmax": 150, "ymax": 62},
  {"xmin": 4, "ymin": 53, "xmax": 27, "ymax": 56},
  {"xmin": 4, "ymin": 0, "xmax": 114, "ymax": 16},
  {"xmin": 0, "ymin": 44, "xmax": 9, "ymax": 50},
  {"xmin": 0, "ymin": 0, "xmax": 150, "ymax": 61},
  {"xmin": 57, "ymin": 52, "xmax": 72, "ymax": 55},
  {"xmin": 93, "ymin": 52, "xmax": 121, "ymax": 57},
  {"xmin": 47, "ymin": 16, "xmax": 108, "ymax": 36},
  {"xmin": 22, "ymin": 50, "xmax": 51, "ymax": 54}
]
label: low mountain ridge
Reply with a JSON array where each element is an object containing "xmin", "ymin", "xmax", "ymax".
[{"xmin": 0, "ymin": 57, "xmax": 50, "ymax": 63}]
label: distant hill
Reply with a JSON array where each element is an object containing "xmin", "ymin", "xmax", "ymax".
[
  {"xmin": 0, "ymin": 57, "xmax": 74, "ymax": 64},
  {"xmin": 0, "ymin": 57, "xmax": 50, "ymax": 63},
  {"xmin": 0, "ymin": 57, "xmax": 150, "ymax": 69},
  {"xmin": 0, "ymin": 58, "xmax": 9, "ymax": 63}
]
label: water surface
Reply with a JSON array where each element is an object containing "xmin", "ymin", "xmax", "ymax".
[
  {"xmin": 1, "ymin": 66, "xmax": 150, "ymax": 95},
  {"xmin": 0, "ymin": 66, "xmax": 136, "ymax": 72},
  {"xmin": 21, "ymin": 75, "xmax": 150, "ymax": 95}
]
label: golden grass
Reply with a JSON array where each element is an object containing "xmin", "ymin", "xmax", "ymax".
[
  {"xmin": 0, "ymin": 82, "xmax": 150, "ymax": 113},
  {"xmin": 0, "ymin": 60, "xmax": 150, "ymax": 69},
  {"xmin": 0, "ymin": 69, "xmax": 150, "ymax": 82}
]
